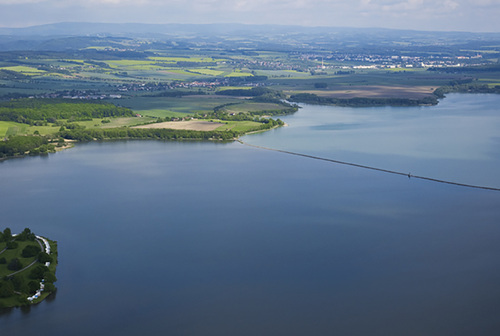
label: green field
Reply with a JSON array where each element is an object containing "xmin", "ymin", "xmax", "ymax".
[
  {"xmin": 148, "ymin": 56, "xmax": 220, "ymax": 63},
  {"xmin": 215, "ymin": 120, "xmax": 266, "ymax": 132},
  {"xmin": 216, "ymin": 86, "xmax": 253, "ymax": 92},
  {"xmin": 0, "ymin": 33, "xmax": 498, "ymax": 150},
  {"xmin": 0, "ymin": 241, "xmax": 40, "ymax": 276},
  {"xmin": 121, "ymin": 96, "xmax": 242, "ymax": 115},
  {"xmin": 0, "ymin": 66, "xmax": 47, "ymax": 75},
  {"xmin": 187, "ymin": 68, "xmax": 225, "ymax": 76},
  {"xmin": 222, "ymin": 102, "xmax": 291, "ymax": 114},
  {"xmin": 0, "ymin": 121, "xmax": 29, "ymax": 137},
  {"xmin": 131, "ymin": 109, "xmax": 190, "ymax": 119},
  {"xmin": 225, "ymin": 71, "xmax": 254, "ymax": 77}
]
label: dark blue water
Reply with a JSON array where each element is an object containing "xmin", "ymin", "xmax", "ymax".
[{"xmin": 1, "ymin": 94, "xmax": 500, "ymax": 335}]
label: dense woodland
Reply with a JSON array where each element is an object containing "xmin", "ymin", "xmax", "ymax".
[
  {"xmin": 0, "ymin": 99, "xmax": 134, "ymax": 125},
  {"xmin": 57, "ymin": 118, "xmax": 283, "ymax": 142},
  {"xmin": 0, "ymin": 228, "xmax": 57, "ymax": 307},
  {"xmin": 433, "ymin": 83, "xmax": 500, "ymax": 98},
  {"xmin": 289, "ymin": 93, "xmax": 439, "ymax": 107},
  {"xmin": 0, "ymin": 135, "xmax": 55, "ymax": 158}
]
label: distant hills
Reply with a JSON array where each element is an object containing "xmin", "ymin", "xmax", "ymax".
[
  {"xmin": 0, "ymin": 22, "xmax": 499, "ymax": 53},
  {"xmin": 2, "ymin": 22, "xmax": 500, "ymax": 38}
]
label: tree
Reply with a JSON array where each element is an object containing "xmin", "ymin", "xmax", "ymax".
[
  {"xmin": 0, "ymin": 281, "xmax": 14, "ymax": 298},
  {"xmin": 314, "ymin": 82, "xmax": 328, "ymax": 88},
  {"xmin": 29, "ymin": 265, "xmax": 47, "ymax": 280},
  {"xmin": 22, "ymin": 244, "xmax": 41, "ymax": 258},
  {"xmin": 6, "ymin": 241, "xmax": 18, "ymax": 249},
  {"xmin": 7, "ymin": 258, "xmax": 23, "ymax": 271},
  {"xmin": 9, "ymin": 275, "xmax": 25, "ymax": 291},
  {"xmin": 38, "ymin": 252, "xmax": 53, "ymax": 263},
  {"xmin": 1, "ymin": 228, "xmax": 12, "ymax": 242},
  {"xmin": 44, "ymin": 272, "xmax": 57, "ymax": 284},
  {"xmin": 27, "ymin": 281, "xmax": 39, "ymax": 294},
  {"xmin": 16, "ymin": 228, "xmax": 36, "ymax": 241},
  {"xmin": 44, "ymin": 283, "xmax": 56, "ymax": 293}
]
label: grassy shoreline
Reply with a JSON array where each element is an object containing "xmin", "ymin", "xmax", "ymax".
[{"xmin": 0, "ymin": 232, "xmax": 58, "ymax": 310}]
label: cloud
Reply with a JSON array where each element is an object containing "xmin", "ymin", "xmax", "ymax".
[
  {"xmin": 0, "ymin": 0, "xmax": 46, "ymax": 3},
  {"xmin": 0, "ymin": 0, "xmax": 498, "ymax": 32}
]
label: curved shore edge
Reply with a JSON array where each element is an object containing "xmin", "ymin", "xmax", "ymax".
[{"xmin": 0, "ymin": 232, "xmax": 58, "ymax": 310}]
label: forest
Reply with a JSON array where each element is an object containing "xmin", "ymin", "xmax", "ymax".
[{"xmin": 0, "ymin": 99, "xmax": 134, "ymax": 125}]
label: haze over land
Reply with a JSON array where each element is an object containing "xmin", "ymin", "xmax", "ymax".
[{"xmin": 0, "ymin": 0, "xmax": 499, "ymax": 33}]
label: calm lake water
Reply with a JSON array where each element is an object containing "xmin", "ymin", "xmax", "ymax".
[{"xmin": 1, "ymin": 94, "xmax": 500, "ymax": 335}]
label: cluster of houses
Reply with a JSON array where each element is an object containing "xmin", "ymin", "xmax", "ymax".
[
  {"xmin": 26, "ymin": 235, "xmax": 52, "ymax": 303},
  {"xmin": 28, "ymin": 92, "xmax": 122, "ymax": 100},
  {"xmin": 301, "ymin": 52, "xmax": 486, "ymax": 70},
  {"xmin": 115, "ymin": 77, "xmax": 238, "ymax": 92}
]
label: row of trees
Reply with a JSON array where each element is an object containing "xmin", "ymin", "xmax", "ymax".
[
  {"xmin": 433, "ymin": 83, "xmax": 500, "ymax": 98},
  {"xmin": 0, "ymin": 266, "xmax": 56, "ymax": 300},
  {"xmin": 57, "ymin": 118, "xmax": 285, "ymax": 142},
  {"xmin": 0, "ymin": 135, "xmax": 55, "ymax": 158},
  {"xmin": 58, "ymin": 127, "xmax": 241, "ymax": 141},
  {"xmin": 289, "ymin": 93, "xmax": 438, "ymax": 107},
  {"xmin": 216, "ymin": 87, "xmax": 273, "ymax": 97},
  {"xmin": 0, "ymin": 99, "xmax": 134, "ymax": 125},
  {"xmin": 428, "ymin": 64, "xmax": 500, "ymax": 74}
]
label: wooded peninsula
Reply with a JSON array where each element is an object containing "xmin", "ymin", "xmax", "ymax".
[
  {"xmin": 1, "ymin": 25, "xmax": 499, "ymax": 160},
  {"xmin": 0, "ymin": 228, "xmax": 57, "ymax": 309}
]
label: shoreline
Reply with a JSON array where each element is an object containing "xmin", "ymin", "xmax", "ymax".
[{"xmin": 0, "ymin": 235, "xmax": 58, "ymax": 310}]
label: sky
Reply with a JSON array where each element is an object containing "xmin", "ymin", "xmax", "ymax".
[{"xmin": 0, "ymin": 0, "xmax": 499, "ymax": 32}]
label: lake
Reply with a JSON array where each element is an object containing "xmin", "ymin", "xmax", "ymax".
[{"xmin": 1, "ymin": 94, "xmax": 500, "ymax": 335}]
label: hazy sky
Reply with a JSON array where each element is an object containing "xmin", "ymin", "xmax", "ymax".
[{"xmin": 1, "ymin": 0, "xmax": 499, "ymax": 32}]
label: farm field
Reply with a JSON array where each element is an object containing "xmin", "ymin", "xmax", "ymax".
[
  {"xmin": 287, "ymin": 85, "xmax": 437, "ymax": 99},
  {"xmin": 134, "ymin": 120, "xmax": 223, "ymax": 131},
  {"xmin": 120, "ymin": 96, "xmax": 242, "ymax": 116},
  {"xmin": 222, "ymin": 101, "xmax": 294, "ymax": 113},
  {"xmin": 0, "ymin": 121, "xmax": 28, "ymax": 137},
  {"xmin": 0, "ymin": 30, "xmax": 499, "ymax": 156}
]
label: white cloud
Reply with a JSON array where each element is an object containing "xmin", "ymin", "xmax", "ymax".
[
  {"xmin": 0, "ymin": 0, "xmax": 46, "ymax": 3},
  {"xmin": 0, "ymin": 0, "xmax": 498, "ymax": 32}
]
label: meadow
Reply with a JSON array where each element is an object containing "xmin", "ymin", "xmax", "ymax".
[
  {"xmin": 0, "ymin": 121, "xmax": 28, "ymax": 137},
  {"xmin": 120, "ymin": 96, "xmax": 242, "ymax": 117}
]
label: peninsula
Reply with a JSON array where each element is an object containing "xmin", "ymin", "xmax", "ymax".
[
  {"xmin": 0, "ymin": 228, "xmax": 57, "ymax": 309},
  {"xmin": 1, "ymin": 24, "xmax": 499, "ymax": 160}
]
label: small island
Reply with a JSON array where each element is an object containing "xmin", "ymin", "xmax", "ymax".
[{"xmin": 0, "ymin": 228, "xmax": 58, "ymax": 309}]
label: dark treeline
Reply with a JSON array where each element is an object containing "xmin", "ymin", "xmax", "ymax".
[
  {"xmin": 211, "ymin": 100, "xmax": 297, "ymax": 119},
  {"xmin": 58, "ymin": 128, "xmax": 240, "ymax": 141},
  {"xmin": 289, "ymin": 93, "xmax": 438, "ymax": 106},
  {"xmin": 58, "ymin": 120, "xmax": 283, "ymax": 142},
  {"xmin": 428, "ymin": 64, "xmax": 500, "ymax": 73},
  {"xmin": 216, "ymin": 87, "xmax": 273, "ymax": 97},
  {"xmin": 209, "ymin": 107, "xmax": 293, "ymax": 120},
  {"xmin": 0, "ymin": 135, "xmax": 55, "ymax": 158},
  {"xmin": 0, "ymin": 49, "xmax": 151, "ymax": 61},
  {"xmin": 0, "ymin": 69, "xmax": 30, "ymax": 80},
  {"xmin": 433, "ymin": 83, "xmax": 500, "ymax": 98},
  {"xmin": 0, "ymin": 99, "xmax": 134, "ymax": 125},
  {"xmin": 149, "ymin": 90, "xmax": 198, "ymax": 98}
]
